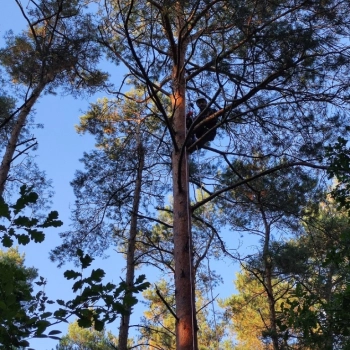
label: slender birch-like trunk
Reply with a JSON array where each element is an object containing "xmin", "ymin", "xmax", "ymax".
[
  {"xmin": 118, "ymin": 122, "xmax": 145, "ymax": 350},
  {"xmin": 261, "ymin": 209, "xmax": 279, "ymax": 350},
  {"xmin": 0, "ymin": 83, "xmax": 46, "ymax": 196}
]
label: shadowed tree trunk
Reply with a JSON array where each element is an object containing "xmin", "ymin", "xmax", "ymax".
[
  {"xmin": 171, "ymin": 20, "xmax": 198, "ymax": 347},
  {"xmin": 118, "ymin": 121, "xmax": 145, "ymax": 350},
  {"xmin": 0, "ymin": 83, "xmax": 45, "ymax": 196},
  {"xmin": 261, "ymin": 213, "xmax": 279, "ymax": 350}
]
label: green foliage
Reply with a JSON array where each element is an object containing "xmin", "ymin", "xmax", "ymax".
[
  {"xmin": 279, "ymin": 206, "xmax": 350, "ymax": 349},
  {"xmin": 141, "ymin": 280, "xmax": 227, "ymax": 350},
  {"xmin": 55, "ymin": 249, "xmax": 150, "ymax": 332},
  {"xmin": 0, "ymin": 248, "xmax": 61, "ymax": 349},
  {"xmin": 225, "ymin": 201, "xmax": 350, "ymax": 349},
  {"xmin": 326, "ymin": 137, "xmax": 350, "ymax": 211},
  {"xmin": 221, "ymin": 271, "xmax": 279, "ymax": 350},
  {"xmin": 56, "ymin": 320, "xmax": 118, "ymax": 350},
  {"xmin": 0, "ymin": 185, "xmax": 63, "ymax": 248},
  {"xmin": 0, "ymin": 94, "xmax": 15, "ymax": 130},
  {"xmin": 0, "ymin": 188, "xmax": 64, "ymax": 348},
  {"xmin": 0, "ymin": 0, "xmax": 107, "ymax": 93}
]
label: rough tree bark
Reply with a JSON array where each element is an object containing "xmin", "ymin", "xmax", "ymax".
[{"xmin": 171, "ymin": 10, "xmax": 198, "ymax": 346}]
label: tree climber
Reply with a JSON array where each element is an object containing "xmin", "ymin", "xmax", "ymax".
[{"xmin": 186, "ymin": 97, "xmax": 218, "ymax": 152}]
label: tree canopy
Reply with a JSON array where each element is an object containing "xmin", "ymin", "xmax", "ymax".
[{"xmin": 2, "ymin": 0, "xmax": 350, "ymax": 349}]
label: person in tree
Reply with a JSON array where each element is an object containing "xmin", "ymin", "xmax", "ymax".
[{"xmin": 186, "ymin": 97, "xmax": 218, "ymax": 152}]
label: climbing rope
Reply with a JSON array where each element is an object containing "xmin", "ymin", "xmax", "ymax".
[
  {"xmin": 185, "ymin": 83, "xmax": 220, "ymax": 350},
  {"xmin": 196, "ymin": 143, "xmax": 220, "ymax": 350},
  {"xmin": 185, "ymin": 89, "xmax": 196, "ymax": 350}
]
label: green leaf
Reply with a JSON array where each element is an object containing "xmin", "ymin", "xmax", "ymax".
[
  {"xmin": 13, "ymin": 216, "xmax": 38, "ymax": 227},
  {"xmin": 34, "ymin": 334, "xmax": 48, "ymax": 338},
  {"xmin": 135, "ymin": 274, "xmax": 147, "ymax": 284},
  {"xmin": 77, "ymin": 316, "xmax": 93, "ymax": 328},
  {"xmin": 90, "ymin": 268, "xmax": 105, "ymax": 282},
  {"xmin": 0, "ymin": 198, "xmax": 10, "ymax": 220},
  {"xmin": 48, "ymin": 335, "xmax": 62, "ymax": 340},
  {"xmin": 94, "ymin": 319, "xmax": 104, "ymax": 331},
  {"xmin": 105, "ymin": 282, "xmax": 116, "ymax": 291},
  {"xmin": 48, "ymin": 330, "xmax": 62, "ymax": 335},
  {"xmin": 64, "ymin": 270, "xmax": 82, "ymax": 280},
  {"xmin": 17, "ymin": 233, "xmax": 30, "ymax": 245},
  {"xmin": 112, "ymin": 302, "xmax": 126, "ymax": 314},
  {"xmin": 40, "ymin": 211, "xmax": 63, "ymax": 228},
  {"xmin": 133, "ymin": 281, "xmax": 150, "ymax": 293},
  {"xmin": 79, "ymin": 252, "xmax": 93, "ymax": 269},
  {"xmin": 2, "ymin": 234, "xmax": 13, "ymax": 247},
  {"xmin": 124, "ymin": 294, "xmax": 138, "ymax": 307},
  {"xmin": 18, "ymin": 340, "xmax": 30, "ymax": 347},
  {"xmin": 53, "ymin": 308, "xmax": 68, "ymax": 318},
  {"xmin": 56, "ymin": 299, "xmax": 66, "ymax": 306},
  {"xmin": 27, "ymin": 229, "xmax": 45, "ymax": 243},
  {"xmin": 76, "ymin": 248, "xmax": 83, "ymax": 257},
  {"xmin": 12, "ymin": 186, "xmax": 38, "ymax": 214},
  {"xmin": 35, "ymin": 319, "xmax": 50, "ymax": 335},
  {"xmin": 72, "ymin": 280, "xmax": 84, "ymax": 292}
]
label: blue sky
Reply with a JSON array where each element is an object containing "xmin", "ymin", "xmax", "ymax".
[
  {"xmin": 0, "ymin": 3, "xmax": 130, "ymax": 348},
  {"xmin": 0, "ymin": 2, "xmax": 242, "ymax": 349}
]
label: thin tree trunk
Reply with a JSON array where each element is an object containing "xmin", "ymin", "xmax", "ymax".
[
  {"xmin": 172, "ymin": 69, "xmax": 198, "ymax": 350},
  {"xmin": 118, "ymin": 122, "xmax": 144, "ymax": 350},
  {"xmin": 0, "ymin": 83, "xmax": 45, "ymax": 196},
  {"xmin": 265, "ymin": 256, "xmax": 279, "ymax": 350},
  {"xmin": 323, "ymin": 266, "xmax": 335, "ymax": 349},
  {"xmin": 261, "ymin": 207, "xmax": 279, "ymax": 350}
]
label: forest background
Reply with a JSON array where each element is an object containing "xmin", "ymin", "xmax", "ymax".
[
  {"xmin": 0, "ymin": 2, "xmax": 239, "ymax": 349},
  {"xmin": 2, "ymin": 1, "xmax": 350, "ymax": 350}
]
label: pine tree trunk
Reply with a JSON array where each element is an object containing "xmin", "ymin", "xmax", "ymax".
[
  {"xmin": 265, "ymin": 260, "xmax": 279, "ymax": 350},
  {"xmin": 172, "ymin": 145, "xmax": 197, "ymax": 350},
  {"xmin": 171, "ymin": 61, "xmax": 198, "ymax": 350},
  {"xmin": 118, "ymin": 123, "xmax": 144, "ymax": 350},
  {"xmin": 262, "ymin": 213, "xmax": 279, "ymax": 350},
  {"xmin": 0, "ymin": 83, "xmax": 46, "ymax": 196}
]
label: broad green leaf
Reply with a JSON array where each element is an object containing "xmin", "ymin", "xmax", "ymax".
[
  {"xmin": 72, "ymin": 280, "xmax": 84, "ymax": 292},
  {"xmin": 13, "ymin": 216, "xmax": 38, "ymax": 227},
  {"xmin": 40, "ymin": 211, "xmax": 63, "ymax": 228},
  {"xmin": 64, "ymin": 270, "xmax": 81, "ymax": 280},
  {"xmin": 0, "ymin": 199, "xmax": 10, "ymax": 220},
  {"xmin": 77, "ymin": 317, "xmax": 92, "ymax": 328},
  {"xmin": 17, "ymin": 234, "xmax": 30, "ymax": 245},
  {"xmin": 27, "ymin": 229, "xmax": 45, "ymax": 243},
  {"xmin": 2, "ymin": 234, "xmax": 13, "ymax": 247},
  {"xmin": 90, "ymin": 268, "xmax": 105, "ymax": 282},
  {"xmin": 94, "ymin": 319, "xmax": 104, "ymax": 331},
  {"xmin": 79, "ymin": 252, "xmax": 93, "ymax": 269}
]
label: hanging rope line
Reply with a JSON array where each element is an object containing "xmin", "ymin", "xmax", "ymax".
[
  {"xmin": 185, "ymin": 84, "xmax": 196, "ymax": 350},
  {"xmin": 185, "ymin": 80, "xmax": 220, "ymax": 350},
  {"xmin": 207, "ymin": 257, "xmax": 220, "ymax": 350},
  {"xmin": 195, "ymin": 134, "xmax": 220, "ymax": 350}
]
